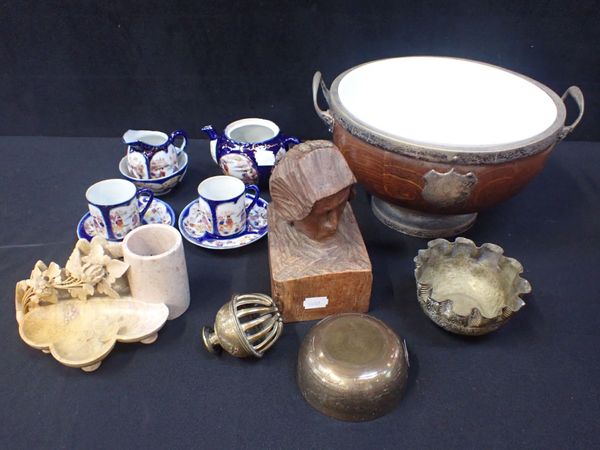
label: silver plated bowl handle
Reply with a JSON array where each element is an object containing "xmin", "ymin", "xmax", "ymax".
[
  {"xmin": 559, "ymin": 86, "xmax": 584, "ymax": 140},
  {"xmin": 312, "ymin": 71, "xmax": 334, "ymax": 131}
]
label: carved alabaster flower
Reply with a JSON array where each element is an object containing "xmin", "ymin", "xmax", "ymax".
[
  {"xmin": 65, "ymin": 237, "xmax": 129, "ymax": 300},
  {"xmin": 15, "ymin": 236, "xmax": 129, "ymax": 322},
  {"xmin": 25, "ymin": 261, "xmax": 63, "ymax": 305}
]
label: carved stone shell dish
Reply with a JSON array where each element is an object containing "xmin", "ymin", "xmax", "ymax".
[{"xmin": 414, "ymin": 237, "xmax": 531, "ymax": 335}]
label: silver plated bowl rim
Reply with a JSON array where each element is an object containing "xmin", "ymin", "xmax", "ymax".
[{"xmin": 324, "ymin": 56, "xmax": 571, "ymax": 164}]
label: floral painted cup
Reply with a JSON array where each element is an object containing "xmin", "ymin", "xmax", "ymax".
[
  {"xmin": 196, "ymin": 176, "xmax": 260, "ymax": 238},
  {"xmin": 86, "ymin": 179, "xmax": 155, "ymax": 241}
]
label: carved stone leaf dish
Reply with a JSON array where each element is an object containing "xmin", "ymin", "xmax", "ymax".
[
  {"xmin": 19, "ymin": 298, "xmax": 168, "ymax": 371},
  {"xmin": 14, "ymin": 236, "xmax": 169, "ymax": 372}
]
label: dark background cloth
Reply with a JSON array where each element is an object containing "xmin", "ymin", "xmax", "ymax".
[
  {"xmin": 1, "ymin": 138, "xmax": 599, "ymax": 449},
  {"xmin": 1, "ymin": 0, "xmax": 599, "ymax": 140}
]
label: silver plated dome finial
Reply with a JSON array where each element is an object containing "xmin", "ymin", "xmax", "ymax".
[{"xmin": 202, "ymin": 293, "xmax": 283, "ymax": 358}]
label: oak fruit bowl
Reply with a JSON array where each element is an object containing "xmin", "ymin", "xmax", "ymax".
[{"xmin": 313, "ymin": 56, "xmax": 584, "ymax": 237}]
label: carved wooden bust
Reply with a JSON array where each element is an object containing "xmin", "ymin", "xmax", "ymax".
[
  {"xmin": 268, "ymin": 140, "xmax": 372, "ymax": 323},
  {"xmin": 270, "ymin": 140, "xmax": 356, "ymax": 241}
]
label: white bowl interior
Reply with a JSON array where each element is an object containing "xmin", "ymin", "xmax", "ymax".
[
  {"xmin": 198, "ymin": 175, "xmax": 244, "ymax": 201},
  {"xmin": 86, "ymin": 179, "xmax": 136, "ymax": 205},
  {"xmin": 337, "ymin": 57, "xmax": 558, "ymax": 147},
  {"xmin": 225, "ymin": 118, "xmax": 279, "ymax": 143}
]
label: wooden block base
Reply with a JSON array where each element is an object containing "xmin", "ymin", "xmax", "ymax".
[{"xmin": 268, "ymin": 204, "xmax": 372, "ymax": 323}]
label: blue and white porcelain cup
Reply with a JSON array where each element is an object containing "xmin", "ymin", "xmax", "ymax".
[
  {"xmin": 86, "ymin": 179, "xmax": 155, "ymax": 241},
  {"xmin": 196, "ymin": 175, "xmax": 260, "ymax": 238}
]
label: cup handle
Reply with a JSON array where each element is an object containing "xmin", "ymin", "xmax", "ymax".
[
  {"xmin": 282, "ymin": 135, "xmax": 300, "ymax": 148},
  {"xmin": 170, "ymin": 130, "xmax": 188, "ymax": 155},
  {"xmin": 137, "ymin": 188, "xmax": 155, "ymax": 220},
  {"xmin": 244, "ymin": 184, "xmax": 260, "ymax": 214}
]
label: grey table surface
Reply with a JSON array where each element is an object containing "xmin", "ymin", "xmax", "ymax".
[{"xmin": 1, "ymin": 136, "xmax": 599, "ymax": 449}]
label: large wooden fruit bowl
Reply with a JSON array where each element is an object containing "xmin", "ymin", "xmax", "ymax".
[{"xmin": 313, "ymin": 57, "xmax": 584, "ymax": 237}]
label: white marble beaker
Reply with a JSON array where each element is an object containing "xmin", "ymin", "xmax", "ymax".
[{"xmin": 123, "ymin": 224, "xmax": 190, "ymax": 319}]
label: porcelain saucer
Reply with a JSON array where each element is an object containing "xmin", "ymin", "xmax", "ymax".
[
  {"xmin": 178, "ymin": 194, "xmax": 268, "ymax": 250},
  {"xmin": 77, "ymin": 197, "xmax": 176, "ymax": 241}
]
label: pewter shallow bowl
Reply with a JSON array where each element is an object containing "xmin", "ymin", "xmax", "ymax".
[
  {"xmin": 297, "ymin": 314, "xmax": 409, "ymax": 421},
  {"xmin": 414, "ymin": 237, "xmax": 531, "ymax": 335}
]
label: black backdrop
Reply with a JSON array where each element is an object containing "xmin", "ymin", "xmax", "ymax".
[{"xmin": 1, "ymin": 0, "xmax": 599, "ymax": 140}]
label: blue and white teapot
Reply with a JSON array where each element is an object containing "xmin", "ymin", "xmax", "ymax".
[
  {"xmin": 123, "ymin": 129, "xmax": 188, "ymax": 179},
  {"xmin": 202, "ymin": 118, "xmax": 299, "ymax": 185}
]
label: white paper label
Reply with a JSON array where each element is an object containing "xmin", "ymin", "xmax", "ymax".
[
  {"xmin": 254, "ymin": 150, "xmax": 276, "ymax": 166},
  {"xmin": 303, "ymin": 296, "xmax": 329, "ymax": 310}
]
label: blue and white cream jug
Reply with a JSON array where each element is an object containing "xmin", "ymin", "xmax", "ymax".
[
  {"xmin": 202, "ymin": 118, "xmax": 299, "ymax": 184},
  {"xmin": 123, "ymin": 129, "xmax": 188, "ymax": 179}
]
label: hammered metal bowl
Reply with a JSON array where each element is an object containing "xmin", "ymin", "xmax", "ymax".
[
  {"xmin": 414, "ymin": 237, "xmax": 531, "ymax": 335},
  {"xmin": 202, "ymin": 293, "xmax": 283, "ymax": 358},
  {"xmin": 297, "ymin": 313, "xmax": 409, "ymax": 421}
]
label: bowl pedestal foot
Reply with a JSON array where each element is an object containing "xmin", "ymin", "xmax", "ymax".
[{"xmin": 371, "ymin": 197, "xmax": 477, "ymax": 238}]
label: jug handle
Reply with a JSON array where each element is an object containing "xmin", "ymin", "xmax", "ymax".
[
  {"xmin": 170, "ymin": 130, "xmax": 188, "ymax": 154},
  {"xmin": 202, "ymin": 125, "xmax": 221, "ymax": 164}
]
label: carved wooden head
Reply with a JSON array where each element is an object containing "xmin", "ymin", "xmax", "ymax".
[{"xmin": 270, "ymin": 140, "xmax": 356, "ymax": 240}]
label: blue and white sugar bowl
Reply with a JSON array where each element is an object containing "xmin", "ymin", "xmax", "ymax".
[
  {"xmin": 119, "ymin": 151, "xmax": 188, "ymax": 196},
  {"xmin": 202, "ymin": 118, "xmax": 300, "ymax": 185},
  {"xmin": 120, "ymin": 129, "xmax": 189, "ymax": 196}
]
